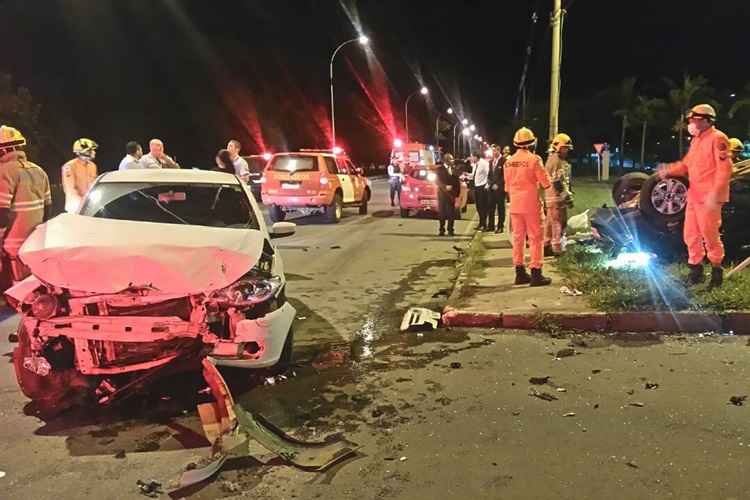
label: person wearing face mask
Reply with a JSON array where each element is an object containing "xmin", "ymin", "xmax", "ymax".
[{"xmin": 657, "ymin": 104, "xmax": 733, "ymax": 287}]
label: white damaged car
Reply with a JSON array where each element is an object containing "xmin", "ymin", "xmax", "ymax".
[{"xmin": 6, "ymin": 169, "xmax": 296, "ymax": 410}]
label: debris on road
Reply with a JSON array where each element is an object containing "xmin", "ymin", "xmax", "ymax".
[
  {"xmin": 591, "ymin": 369, "xmax": 601, "ymax": 374},
  {"xmin": 450, "ymin": 362, "xmax": 462, "ymax": 369},
  {"xmin": 626, "ymin": 461, "xmax": 639, "ymax": 469},
  {"xmin": 114, "ymin": 450, "xmax": 126, "ymax": 459},
  {"xmin": 629, "ymin": 402, "xmax": 645, "ymax": 408},
  {"xmin": 556, "ymin": 388, "xmax": 567, "ymax": 392},
  {"xmin": 645, "ymin": 382, "xmax": 659, "ymax": 390},
  {"xmin": 180, "ymin": 359, "xmax": 360, "ymax": 490},
  {"xmin": 330, "ymin": 245, "xmax": 342, "ymax": 249},
  {"xmin": 297, "ymin": 316, "xmax": 308, "ymax": 320},
  {"xmin": 530, "ymin": 389, "xmax": 558, "ymax": 401},
  {"xmin": 136, "ymin": 479, "xmax": 163, "ymax": 498},
  {"xmin": 560, "ymin": 286, "xmax": 583, "ymax": 296},
  {"xmin": 555, "ymin": 348, "xmax": 576, "ymax": 358},
  {"xmin": 400, "ymin": 307, "xmax": 441, "ymax": 332},
  {"xmin": 312, "ymin": 350, "xmax": 349, "ymax": 370},
  {"xmin": 563, "ymin": 412, "xmax": 576, "ymax": 417},
  {"xmin": 529, "ymin": 376, "xmax": 551, "ymax": 385},
  {"xmin": 729, "ymin": 395, "xmax": 747, "ymax": 406},
  {"xmin": 0, "ymin": 471, "xmax": 5, "ymax": 479},
  {"xmin": 399, "ymin": 456, "xmax": 408, "ymax": 462}
]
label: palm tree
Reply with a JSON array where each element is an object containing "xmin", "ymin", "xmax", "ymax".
[
  {"xmin": 729, "ymin": 82, "xmax": 750, "ymax": 140},
  {"xmin": 633, "ymin": 96, "xmax": 666, "ymax": 168},
  {"xmin": 613, "ymin": 76, "xmax": 637, "ymax": 169},
  {"xmin": 663, "ymin": 74, "xmax": 714, "ymax": 157}
]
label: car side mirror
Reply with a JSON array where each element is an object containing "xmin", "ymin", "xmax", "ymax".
[{"xmin": 270, "ymin": 221, "xmax": 296, "ymax": 239}]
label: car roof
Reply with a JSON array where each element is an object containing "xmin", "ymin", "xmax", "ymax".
[{"xmin": 98, "ymin": 169, "xmax": 241, "ymax": 184}]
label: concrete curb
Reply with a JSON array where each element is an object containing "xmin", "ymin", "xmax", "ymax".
[
  {"xmin": 445, "ymin": 227, "xmax": 484, "ymax": 308},
  {"xmin": 442, "ymin": 308, "xmax": 750, "ymax": 334}
]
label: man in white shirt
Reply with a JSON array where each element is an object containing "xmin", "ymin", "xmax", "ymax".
[
  {"xmin": 472, "ymin": 153, "xmax": 490, "ymax": 230},
  {"xmin": 140, "ymin": 138, "xmax": 180, "ymax": 169},
  {"xmin": 227, "ymin": 139, "xmax": 250, "ymax": 183},
  {"xmin": 118, "ymin": 141, "xmax": 143, "ymax": 170}
]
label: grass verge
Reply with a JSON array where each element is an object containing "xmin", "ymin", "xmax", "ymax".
[{"xmin": 555, "ymin": 244, "xmax": 750, "ymax": 312}]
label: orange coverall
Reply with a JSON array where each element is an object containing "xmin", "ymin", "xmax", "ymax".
[
  {"xmin": 504, "ymin": 149, "xmax": 552, "ymax": 269},
  {"xmin": 62, "ymin": 158, "xmax": 97, "ymax": 213},
  {"xmin": 664, "ymin": 126, "xmax": 732, "ymax": 266}
]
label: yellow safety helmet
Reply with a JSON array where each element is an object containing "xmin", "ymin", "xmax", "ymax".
[
  {"xmin": 0, "ymin": 125, "xmax": 26, "ymax": 153},
  {"xmin": 729, "ymin": 137, "xmax": 744, "ymax": 153},
  {"xmin": 73, "ymin": 137, "xmax": 98, "ymax": 157},
  {"xmin": 513, "ymin": 127, "xmax": 537, "ymax": 149},
  {"xmin": 686, "ymin": 104, "xmax": 716, "ymax": 121},
  {"xmin": 502, "ymin": 146, "xmax": 510, "ymax": 155},
  {"xmin": 443, "ymin": 153, "xmax": 455, "ymax": 164},
  {"xmin": 552, "ymin": 132, "xmax": 574, "ymax": 152}
]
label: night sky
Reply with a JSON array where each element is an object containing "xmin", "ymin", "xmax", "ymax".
[{"xmin": 1, "ymin": 0, "xmax": 749, "ymax": 176}]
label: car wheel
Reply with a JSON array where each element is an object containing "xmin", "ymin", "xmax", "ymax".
[
  {"xmin": 13, "ymin": 324, "xmax": 90, "ymax": 414},
  {"xmin": 269, "ymin": 205, "xmax": 285, "ymax": 222},
  {"xmin": 400, "ymin": 208, "xmax": 410, "ymax": 218},
  {"xmin": 364, "ymin": 187, "xmax": 371, "ymax": 202},
  {"xmin": 612, "ymin": 172, "xmax": 650, "ymax": 207},
  {"xmin": 325, "ymin": 193, "xmax": 343, "ymax": 223},
  {"xmin": 639, "ymin": 174, "xmax": 689, "ymax": 231},
  {"xmin": 270, "ymin": 327, "xmax": 294, "ymax": 375},
  {"xmin": 358, "ymin": 198, "xmax": 368, "ymax": 215}
]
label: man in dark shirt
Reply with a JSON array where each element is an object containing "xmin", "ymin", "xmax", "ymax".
[
  {"xmin": 487, "ymin": 144, "xmax": 506, "ymax": 233},
  {"xmin": 436, "ymin": 153, "xmax": 460, "ymax": 236}
]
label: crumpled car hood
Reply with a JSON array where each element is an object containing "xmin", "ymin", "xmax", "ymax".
[{"xmin": 20, "ymin": 213, "xmax": 264, "ymax": 294}]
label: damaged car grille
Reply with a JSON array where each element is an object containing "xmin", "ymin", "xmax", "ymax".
[
  {"xmin": 87, "ymin": 338, "xmax": 199, "ymax": 368},
  {"xmin": 87, "ymin": 297, "xmax": 193, "ymax": 321}
]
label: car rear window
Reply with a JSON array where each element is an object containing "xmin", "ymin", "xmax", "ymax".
[{"xmin": 270, "ymin": 155, "xmax": 318, "ymax": 172}]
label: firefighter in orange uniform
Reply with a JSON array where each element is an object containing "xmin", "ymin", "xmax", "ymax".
[
  {"xmin": 658, "ymin": 104, "xmax": 733, "ymax": 287},
  {"xmin": 504, "ymin": 127, "xmax": 552, "ymax": 286},
  {"xmin": 62, "ymin": 138, "xmax": 98, "ymax": 213},
  {"xmin": 0, "ymin": 126, "xmax": 52, "ymax": 284}
]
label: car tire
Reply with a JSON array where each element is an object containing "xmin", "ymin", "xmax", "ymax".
[
  {"xmin": 269, "ymin": 205, "xmax": 285, "ymax": 222},
  {"xmin": 612, "ymin": 172, "xmax": 650, "ymax": 207},
  {"xmin": 358, "ymin": 198, "xmax": 368, "ymax": 215},
  {"xmin": 639, "ymin": 174, "xmax": 690, "ymax": 231},
  {"xmin": 13, "ymin": 324, "xmax": 89, "ymax": 414},
  {"xmin": 364, "ymin": 187, "xmax": 371, "ymax": 202},
  {"xmin": 325, "ymin": 193, "xmax": 343, "ymax": 223},
  {"xmin": 270, "ymin": 327, "xmax": 294, "ymax": 375},
  {"xmin": 400, "ymin": 208, "xmax": 410, "ymax": 218}
]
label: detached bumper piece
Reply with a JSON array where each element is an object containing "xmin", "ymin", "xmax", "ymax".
[
  {"xmin": 400, "ymin": 307, "xmax": 441, "ymax": 332},
  {"xmin": 179, "ymin": 359, "xmax": 359, "ymax": 489}
]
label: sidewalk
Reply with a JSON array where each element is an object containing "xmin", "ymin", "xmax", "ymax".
[{"xmin": 443, "ymin": 229, "xmax": 750, "ymax": 334}]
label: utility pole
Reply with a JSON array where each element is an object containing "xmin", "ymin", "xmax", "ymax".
[{"xmin": 548, "ymin": 0, "xmax": 564, "ymax": 142}]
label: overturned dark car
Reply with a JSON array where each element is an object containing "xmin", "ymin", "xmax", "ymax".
[{"xmin": 590, "ymin": 159, "xmax": 750, "ymax": 259}]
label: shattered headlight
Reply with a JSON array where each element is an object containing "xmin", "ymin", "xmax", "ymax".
[{"xmin": 212, "ymin": 276, "xmax": 282, "ymax": 307}]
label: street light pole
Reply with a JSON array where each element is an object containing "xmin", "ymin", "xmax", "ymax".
[
  {"xmin": 330, "ymin": 35, "xmax": 369, "ymax": 148},
  {"xmin": 405, "ymin": 86, "xmax": 428, "ymax": 143},
  {"xmin": 548, "ymin": 0, "xmax": 564, "ymax": 142}
]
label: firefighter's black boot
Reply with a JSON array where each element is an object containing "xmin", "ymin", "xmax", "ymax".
[
  {"xmin": 709, "ymin": 266, "xmax": 723, "ymax": 288},
  {"xmin": 514, "ymin": 265, "xmax": 531, "ymax": 285},
  {"xmin": 530, "ymin": 268, "xmax": 552, "ymax": 287},
  {"xmin": 687, "ymin": 263, "xmax": 705, "ymax": 285}
]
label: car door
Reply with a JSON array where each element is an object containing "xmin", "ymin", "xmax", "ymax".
[
  {"xmin": 346, "ymin": 159, "xmax": 366, "ymax": 201},
  {"xmin": 335, "ymin": 157, "xmax": 356, "ymax": 203}
]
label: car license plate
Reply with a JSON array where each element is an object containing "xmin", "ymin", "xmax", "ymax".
[{"xmin": 282, "ymin": 182, "xmax": 301, "ymax": 190}]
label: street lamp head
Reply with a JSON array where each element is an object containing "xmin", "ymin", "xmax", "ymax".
[
  {"xmin": 420, "ymin": 86, "xmax": 429, "ymax": 95},
  {"xmin": 393, "ymin": 138, "xmax": 403, "ymax": 148},
  {"xmin": 462, "ymin": 128, "xmax": 471, "ymax": 136},
  {"xmin": 470, "ymin": 124, "xmax": 476, "ymax": 131},
  {"xmin": 462, "ymin": 119, "xmax": 469, "ymax": 125},
  {"xmin": 358, "ymin": 35, "xmax": 369, "ymax": 45},
  {"xmin": 447, "ymin": 108, "xmax": 453, "ymax": 114}
]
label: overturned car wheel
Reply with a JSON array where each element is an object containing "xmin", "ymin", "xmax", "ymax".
[
  {"xmin": 612, "ymin": 172, "xmax": 650, "ymax": 207},
  {"xmin": 639, "ymin": 174, "xmax": 689, "ymax": 231}
]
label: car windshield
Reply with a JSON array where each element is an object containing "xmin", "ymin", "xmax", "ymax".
[
  {"xmin": 80, "ymin": 182, "xmax": 260, "ymax": 229},
  {"xmin": 270, "ymin": 155, "xmax": 318, "ymax": 172}
]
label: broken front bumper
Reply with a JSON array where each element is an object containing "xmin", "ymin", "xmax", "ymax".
[{"xmin": 23, "ymin": 301, "xmax": 296, "ymax": 374}]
